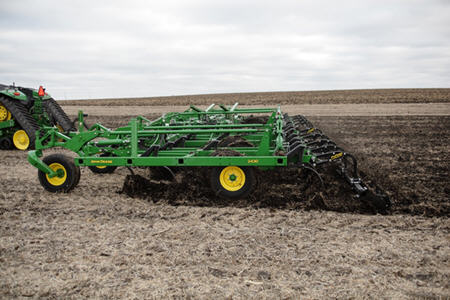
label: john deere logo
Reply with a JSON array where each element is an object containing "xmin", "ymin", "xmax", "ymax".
[{"xmin": 91, "ymin": 160, "xmax": 112, "ymax": 164}]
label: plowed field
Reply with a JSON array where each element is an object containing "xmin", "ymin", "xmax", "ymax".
[{"xmin": 1, "ymin": 89, "xmax": 449, "ymax": 298}]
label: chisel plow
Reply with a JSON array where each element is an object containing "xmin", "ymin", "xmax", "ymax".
[{"xmin": 27, "ymin": 103, "xmax": 390, "ymax": 211}]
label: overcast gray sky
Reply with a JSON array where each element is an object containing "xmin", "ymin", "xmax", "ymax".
[{"xmin": 1, "ymin": 0, "xmax": 449, "ymax": 99}]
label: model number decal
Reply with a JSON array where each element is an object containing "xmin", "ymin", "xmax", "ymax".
[{"xmin": 247, "ymin": 159, "xmax": 259, "ymax": 163}]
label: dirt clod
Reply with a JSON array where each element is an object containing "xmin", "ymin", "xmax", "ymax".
[
  {"xmin": 217, "ymin": 136, "xmax": 254, "ymax": 147},
  {"xmin": 120, "ymin": 166, "xmax": 391, "ymax": 215}
]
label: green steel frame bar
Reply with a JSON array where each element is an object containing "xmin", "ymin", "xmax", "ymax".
[
  {"xmin": 27, "ymin": 103, "xmax": 307, "ymax": 177},
  {"xmin": 25, "ymin": 101, "xmax": 391, "ymax": 211}
]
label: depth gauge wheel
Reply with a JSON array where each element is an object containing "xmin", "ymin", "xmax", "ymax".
[
  {"xmin": 38, "ymin": 154, "xmax": 80, "ymax": 192},
  {"xmin": 210, "ymin": 166, "xmax": 255, "ymax": 199}
]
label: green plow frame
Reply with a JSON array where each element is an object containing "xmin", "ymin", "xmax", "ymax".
[
  {"xmin": 28, "ymin": 103, "xmax": 306, "ymax": 177},
  {"xmin": 26, "ymin": 102, "xmax": 390, "ymax": 212}
]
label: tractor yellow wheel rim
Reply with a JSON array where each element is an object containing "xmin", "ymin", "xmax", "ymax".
[
  {"xmin": 13, "ymin": 130, "xmax": 30, "ymax": 150},
  {"xmin": 219, "ymin": 166, "xmax": 246, "ymax": 192},
  {"xmin": 0, "ymin": 104, "xmax": 11, "ymax": 121},
  {"xmin": 95, "ymin": 165, "xmax": 107, "ymax": 169},
  {"xmin": 46, "ymin": 163, "xmax": 67, "ymax": 186}
]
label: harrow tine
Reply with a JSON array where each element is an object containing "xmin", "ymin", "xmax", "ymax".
[
  {"xmin": 300, "ymin": 164, "xmax": 324, "ymax": 188},
  {"xmin": 286, "ymin": 113, "xmax": 391, "ymax": 211},
  {"xmin": 306, "ymin": 139, "xmax": 336, "ymax": 147}
]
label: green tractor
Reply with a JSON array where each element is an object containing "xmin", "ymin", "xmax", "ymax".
[{"xmin": 0, "ymin": 83, "xmax": 73, "ymax": 150}]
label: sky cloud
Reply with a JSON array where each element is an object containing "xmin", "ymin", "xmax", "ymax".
[{"xmin": 0, "ymin": 0, "xmax": 449, "ymax": 99}]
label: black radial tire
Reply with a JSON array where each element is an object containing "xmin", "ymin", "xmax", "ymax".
[
  {"xmin": 0, "ymin": 96, "xmax": 40, "ymax": 150},
  {"xmin": 43, "ymin": 98, "xmax": 74, "ymax": 131},
  {"xmin": 38, "ymin": 154, "xmax": 80, "ymax": 193},
  {"xmin": 73, "ymin": 162, "xmax": 81, "ymax": 187},
  {"xmin": 210, "ymin": 166, "xmax": 255, "ymax": 199}
]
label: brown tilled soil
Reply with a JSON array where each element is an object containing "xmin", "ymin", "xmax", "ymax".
[
  {"xmin": 60, "ymin": 88, "xmax": 450, "ymax": 106},
  {"xmin": 60, "ymin": 103, "xmax": 450, "ymax": 117},
  {"xmin": 119, "ymin": 116, "xmax": 449, "ymax": 217},
  {"xmin": 85, "ymin": 114, "xmax": 450, "ymax": 217},
  {"xmin": 309, "ymin": 115, "xmax": 450, "ymax": 217},
  {"xmin": 1, "ymin": 90, "xmax": 450, "ymax": 298}
]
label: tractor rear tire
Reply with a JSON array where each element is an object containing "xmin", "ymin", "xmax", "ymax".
[
  {"xmin": 44, "ymin": 98, "xmax": 74, "ymax": 132},
  {"xmin": 38, "ymin": 154, "xmax": 80, "ymax": 193},
  {"xmin": 210, "ymin": 166, "xmax": 255, "ymax": 199}
]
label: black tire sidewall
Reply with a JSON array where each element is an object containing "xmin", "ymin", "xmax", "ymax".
[
  {"xmin": 88, "ymin": 165, "xmax": 117, "ymax": 174},
  {"xmin": 210, "ymin": 166, "xmax": 255, "ymax": 199},
  {"xmin": 38, "ymin": 154, "xmax": 79, "ymax": 192}
]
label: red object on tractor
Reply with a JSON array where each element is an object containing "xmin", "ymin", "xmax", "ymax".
[{"xmin": 38, "ymin": 86, "xmax": 45, "ymax": 97}]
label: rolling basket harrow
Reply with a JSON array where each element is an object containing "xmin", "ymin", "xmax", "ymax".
[{"xmin": 28, "ymin": 103, "xmax": 390, "ymax": 210}]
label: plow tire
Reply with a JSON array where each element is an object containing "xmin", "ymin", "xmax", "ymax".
[
  {"xmin": 210, "ymin": 166, "xmax": 255, "ymax": 199},
  {"xmin": 0, "ymin": 96, "xmax": 40, "ymax": 150},
  {"xmin": 44, "ymin": 98, "xmax": 74, "ymax": 132},
  {"xmin": 73, "ymin": 163, "xmax": 81, "ymax": 187},
  {"xmin": 38, "ymin": 154, "xmax": 80, "ymax": 193},
  {"xmin": 89, "ymin": 165, "xmax": 117, "ymax": 174}
]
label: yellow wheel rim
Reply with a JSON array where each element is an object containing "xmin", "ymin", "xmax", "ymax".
[
  {"xmin": 56, "ymin": 125, "xmax": 64, "ymax": 142},
  {"xmin": 0, "ymin": 104, "xmax": 11, "ymax": 121},
  {"xmin": 95, "ymin": 152, "xmax": 109, "ymax": 169},
  {"xmin": 13, "ymin": 130, "xmax": 30, "ymax": 150},
  {"xmin": 219, "ymin": 166, "xmax": 246, "ymax": 192},
  {"xmin": 46, "ymin": 163, "xmax": 67, "ymax": 186}
]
